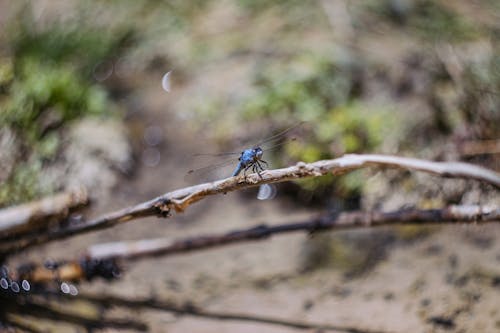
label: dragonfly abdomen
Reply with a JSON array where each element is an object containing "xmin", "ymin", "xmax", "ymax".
[{"xmin": 231, "ymin": 161, "xmax": 244, "ymax": 177}]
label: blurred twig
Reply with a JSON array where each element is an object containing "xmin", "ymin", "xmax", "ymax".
[
  {"xmin": 2, "ymin": 205, "xmax": 497, "ymax": 332},
  {"xmin": 4, "ymin": 257, "xmax": 120, "ymax": 285},
  {"xmin": 2, "ymin": 154, "xmax": 499, "ymax": 255},
  {"xmin": 34, "ymin": 291, "xmax": 389, "ymax": 333},
  {"xmin": 86, "ymin": 204, "xmax": 499, "ymax": 261},
  {"xmin": 5, "ymin": 205, "xmax": 496, "ymax": 285},
  {"xmin": 2, "ymin": 293, "xmax": 147, "ymax": 332},
  {"xmin": 0, "ymin": 188, "xmax": 88, "ymax": 239}
]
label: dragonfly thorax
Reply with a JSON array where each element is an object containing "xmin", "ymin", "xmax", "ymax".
[{"xmin": 240, "ymin": 147, "xmax": 263, "ymax": 165}]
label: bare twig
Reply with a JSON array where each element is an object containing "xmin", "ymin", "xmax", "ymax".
[
  {"xmin": 4, "ymin": 257, "xmax": 120, "ymax": 285},
  {"xmin": 52, "ymin": 292, "xmax": 389, "ymax": 333},
  {"xmin": 3, "ymin": 154, "xmax": 499, "ymax": 254},
  {"xmin": 0, "ymin": 188, "xmax": 88, "ymax": 238},
  {"xmin": 86, "ymin": 205, "xmax": 499, "ymax": 261},
  {"xmin": 5, "ymin": 205, "xmax": 496, "ymax": 286},
  {"xmin": 2, "ymin": 294, "xmax": 147, "ymax": 331}
]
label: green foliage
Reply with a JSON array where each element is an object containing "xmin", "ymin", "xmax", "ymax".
[
  {"xmin": 236, "ymin": 0, "xmax": 302, "ymax": 12},
  {"xmin": 243, "ymin": 56, "xmax": 356, "ymax": 121},
  {"xmin": 2, "ymin": 59, "xmax": 109, "ymax": 150},
  {"xmin": 374, "ymin": 0, "xmax": 479, "ymax": 41},
  {"xmin": 242, "ymin": 55, "xmax": 389, "ymax": 196},
  {"xmin": 0, "ymin": 3, "xmax": 130, "ymax": 206},
  {"xmin": 409, "ymin": 0, "xmax": 479, "ymax": 41},
  {"xmin": 10, "ymin": 4, "xmax": 134, "ymax": 72}
]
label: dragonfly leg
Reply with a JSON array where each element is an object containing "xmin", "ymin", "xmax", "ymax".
[
  {"xmin": 243, "ymin": 163, "xmax": 253, "ymax": 181},
  {"xmin": 260, "ymin": 160, "xmax": 269, "ymax": 168},
  {"xmin": 255, "ymin": 161, "xmax": 266, "ymax": 174},
  {"xmin": 253, "ymin": 162, "xmax": 264, "ymax": 179}
]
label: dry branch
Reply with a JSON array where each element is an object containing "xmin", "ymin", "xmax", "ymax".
[
  {"xmin": 86, "ymin": 204, "xmax": 499, "ymax": 261},
  {"xmin": 3, "ymin": 257, "xmax": 120, "ymax": 285},
  {"xmin": 5, "ymin": 205, "xmax": 497, "ymax": 286},
  {"xmin": 0, "ymin": 154, "xmax": 500, "ymax": 255},
  {"xmin": 3, "ymin": 154, "xmax": 498, "ymax": 255},
  {"xmin": 0, "ymin": 188, "xmax": 88, "ymax": 238}
]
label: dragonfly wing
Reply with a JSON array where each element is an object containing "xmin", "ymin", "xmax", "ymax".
[
  {"xmin": 192, "ymin": 152, "xmax": 240, "ymax": 157},
  {"xmin": 253, "ymin": 121, "xmax": 306, "ymax": 148},
  {"xmin": 184, "ymin": 157, "xmax": 238, "ymax": 182},
  {"xmin": 262, "ymin": 136, "xmax": 298, "ymax": 152},
  {"xmin": 186, "ymin": 121, "xmax": 306, "ymax": 182}
]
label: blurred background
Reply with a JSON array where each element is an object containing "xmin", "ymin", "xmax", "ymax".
[{"xmin": 0, "ymin": 0, "xmax": 499, "ymax": 332}]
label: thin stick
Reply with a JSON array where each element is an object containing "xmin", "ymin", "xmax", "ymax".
[
  {"xmin": 54, "ymin": 292, "xmax": 389, "ymax": 333},
  {"xmin": 6, "ymin": 204, "xmax": 496, "ymax": 286},
  {"xmin": 86, "ymin": 205, "xmax": 499, "ymax": 261},
  {"xmin": 3, "ymin": 296, "xmax": 148, "ymax": 331},
  {"xmin": 3, "ymin": 154, "xmax": 499, "ymax": 254},
  {"xmin": 2, "ymin": 205, "xmax": 498, "ymax": 287}
]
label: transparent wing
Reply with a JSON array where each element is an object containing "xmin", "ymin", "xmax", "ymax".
[
  {"xmin": 253, "ymin": 121, "xmax": 306, "ymax": 148},
  {"xmin": 184, "ymin": 156, "xmax": 239, "ymax": 182},
  {"xmin": 190, "ymin": 121, "xmax": 306, "ymax": 158},
  {"xmin": 185, "ymin": 121, "xmax": 306, "ymax": 182},
  {"xmin": 262, "ymin": 136, "xmax": 297, "ymax": 152},
  {"xmin": 192, "ymin": 151, "xmax": 240, "ymax": 157}
]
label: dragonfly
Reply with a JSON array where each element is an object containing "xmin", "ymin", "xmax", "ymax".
[{"xmin": 186, "ymin": 121, "xmax": 305, "ymax": 181}]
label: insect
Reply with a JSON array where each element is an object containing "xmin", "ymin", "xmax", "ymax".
[
  {"xmin": 231, "ymin": 146, "xmax": 267, "ymax": 178},
  {"xmin": 186, "ymin": 122, "xmax": 304, "ymax": 181}
]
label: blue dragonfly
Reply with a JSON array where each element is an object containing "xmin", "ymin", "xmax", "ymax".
[{"xmin": 186, "ymin": 122, "xmax": 304, "ymax": 181}]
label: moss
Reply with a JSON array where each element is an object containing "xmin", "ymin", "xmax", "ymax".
[
  {"xmin": 0, "ymin": 160, "xmax": 52, "ymax": 208},
  {"xmin": 0, "ymin": 58, "xmax": 14, "ymax": 87}
]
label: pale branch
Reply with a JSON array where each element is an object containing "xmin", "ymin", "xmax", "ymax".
[
  {"xmin": 2, "ymin": 154, "xmax": 499, "ymax": 254},
  {"xmin": 5, "ymin": 205, "xmax": 497, "ymax": 286},
  {"xmin": 0, "ymin": 188, "xmax": 88, "ymax": 238},
  {"xmin": 86, "ymin": 204, "xmax": 499, "ymax": 261}
]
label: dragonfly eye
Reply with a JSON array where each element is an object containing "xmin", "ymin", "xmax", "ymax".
[{"xmin": 254, "ymin": 147, "xmax": 263, "ymax": 159}]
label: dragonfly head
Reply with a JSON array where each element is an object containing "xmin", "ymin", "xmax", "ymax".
[{"xmin": 253, "ymin": 147, "xmax": 263, "ymax": 160}]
